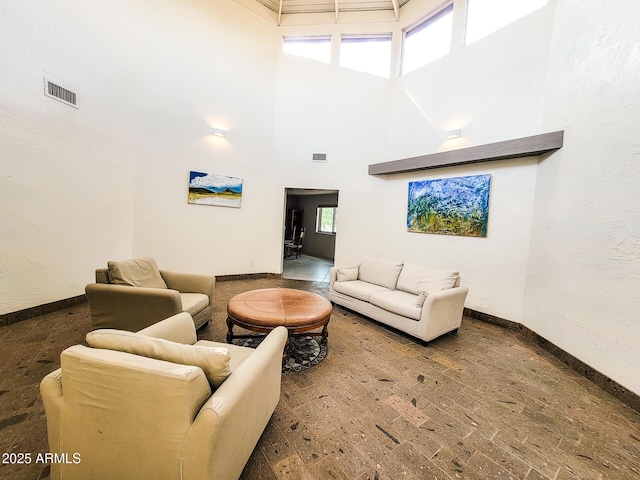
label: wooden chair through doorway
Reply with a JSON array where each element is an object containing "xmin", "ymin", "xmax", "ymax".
[{"xmin": 285, "ymin": 228, "xmax": 305, "ymax": 259}]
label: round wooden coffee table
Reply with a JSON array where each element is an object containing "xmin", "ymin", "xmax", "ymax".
[{"xmin": 226, "ymin": 288, "xmax": 332, "ymax": 364}]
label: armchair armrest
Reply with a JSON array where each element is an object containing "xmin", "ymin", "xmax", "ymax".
[
  {"xmin": 85, "ymin": 284, "xmax": 182, "ymax": 331},
  {"xmin": 160, "ymin": 270, "xmax": 215, "ymax": 298},
  {"xmin": 40, "ymin": 369, "xmax": 63, "ymax": 475},
  {"xmin": 181, "ymin": 327, "xmax": 288, "ymax": 480},
  {"xmin": 136, "ymin": 312, "xmax": 197, "ymax": 345},
  {"xmin": 417, "ymin": 286, "xmax": 469, "ymax": 341}
]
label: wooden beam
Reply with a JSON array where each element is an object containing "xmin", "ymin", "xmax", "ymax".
[
  {"xmin": 368, "ymin": 131, "xmax": 564, "ymax": 175},
  {"xmin": 391, "ymin": 0, "xmax": 400, "ymax": 21},
  {"xmin": 278, "ymin": 0, "xmax": 283, "ymax": 25}
]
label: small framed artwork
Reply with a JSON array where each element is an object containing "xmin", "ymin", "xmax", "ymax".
[
  {"xmin": 188, "ymin": 171, "xmax": 243, "ymax": 208},
  {"xmin": 407, "ymin": 174, "xmax": 491, "ymax": 237}
]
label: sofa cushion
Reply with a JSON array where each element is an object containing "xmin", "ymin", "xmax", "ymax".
[
  {"xmin": 107, "ymin": 257, "xmax": 168, "ymax": 289},
  {"xmin": 416, "ymin": 289, "xmax": 446, "ymax": 307},
  {"xmin": 86, "ymin": 329, "xmax": 230, "ymax": 388},
  {"xmin": 369, "ymin": 290, "xmax": 422, "ymax": 320},
  {"xmin": 357, "ymin": 258, "xmax": 404, "ymax": 290},
  {"xmin": 179, "ymin": 293, "xmax": 209, "ymax": 316},
  {"xmin": 397, "ymin": 263, "xmax": 459, "ymax": 295},
  {"xmin": 332, "ymin": 280, "xmax": 392, "ymax": 302},
  {"xmin": 336, "ymin": 267, "xmax": 359, "ymax": 282}
]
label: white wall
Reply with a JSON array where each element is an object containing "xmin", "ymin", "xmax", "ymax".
[
  {"xmin": 378, "ymin": 6, "xmax": 554, "ymax": 321},
  {"xmin": 0, "ymin": 0, "xmax": 137, "ymax": 313},
  {"xmin": 271, "ymin": 4, "xmax": 554, "ymax": 323},
  {"xmin": 270, "ymin": 53, "xmax": 396, "ymax": 266},
  {"xmin": 0, "ymin": 0, "xmax": 281, "ymax": 314},
  {"xmin": 128, "ymin": 0, "xmax": 281, "ymax": 276},
  {"xmin": 525, "ymin": 0, "xmax": 640, "ymax": 394}
]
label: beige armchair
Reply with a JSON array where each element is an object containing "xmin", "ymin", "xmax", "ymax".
[
  {"xmin": 86, "ymin": 257, "xmax": 215, "ymax": 331},
  {"xmin": 40, "ymin": 312, "xmax": 288, "ymax": 480}
]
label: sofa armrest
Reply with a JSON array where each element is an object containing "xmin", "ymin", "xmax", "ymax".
[
  {"xmin": 181, "ymin": 326, "xmax": 288, "ymax": 480},
  {"xmin": 417, "ymin": 286, "xmax": 469, "ymax": 340},
  {"xmin": 160, "ymin": 270, "xmax": 215, "ymax": 299},
  {"xmin": 136, "ymin": 312, "xmax": 197, "ymax": 344},
  {"xmin": 85, "ymin": 284, "xmax": 182, "ymax": 331}
]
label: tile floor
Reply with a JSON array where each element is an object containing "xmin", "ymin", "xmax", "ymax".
[
  {"xmin": 283, "ymin": 254, "xmax": 333, "ymax": 282},
  {"xmin": 1, "ymin": 277, "xmax": 639, "ymax": 480}
]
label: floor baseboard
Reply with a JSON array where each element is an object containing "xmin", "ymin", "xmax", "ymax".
[
  {"xmin": 0, "ymin": 294, "xmax": 87, "ymax": 327},
  {"xmin": 464, "ymin": 307, "xmax": 640, "ymax": 413},
  {"xmin": 0, "ymin": 273, "xmax": 282, "ymax": 326},
  {"xmin": 215, "ymin": 272, "xmax": 281, "ymax": 282}
]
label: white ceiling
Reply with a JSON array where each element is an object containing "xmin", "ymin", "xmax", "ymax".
[
  {"xmin": 256, "ymin": 0, "xmax": 412, "ymax": 15},
  {"xmin": 236, "ymin": 0, "xmax": 416, "ymax": 24}
]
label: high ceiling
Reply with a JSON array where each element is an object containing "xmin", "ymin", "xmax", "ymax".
[{"xmin": 236, "ymin": 0, "xmax": 415, "ymax": 24}]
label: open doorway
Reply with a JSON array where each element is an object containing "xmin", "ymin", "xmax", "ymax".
[{"xmin": 282, "ymin": 188, "xmax": 339, "ymax": 282}]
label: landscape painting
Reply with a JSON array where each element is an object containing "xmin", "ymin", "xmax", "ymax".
[
  {"xmin": 188, "ymin": 171, "xmax": 242, "ymax": 208},
  {"xmin": 407, "ymin": 174, "xmax": 491, "ymax": 237}
]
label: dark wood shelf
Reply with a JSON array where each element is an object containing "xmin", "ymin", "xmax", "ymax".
[{"xmin": 368, "ymin": 131, "xmax": 564, "ymax": 176}]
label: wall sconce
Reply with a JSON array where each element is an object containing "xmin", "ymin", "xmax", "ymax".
[
  {"xmin": 211, "ymin": 128, "xmax": 226, "ymax": 138},
  {"xmin": 447, "ymin": 129, "xmax": 462, "ymax": 140}
]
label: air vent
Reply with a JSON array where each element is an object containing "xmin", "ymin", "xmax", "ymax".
[
  {"xmin": 44, "ymin": 77, "xmax": 78, "ymax": 108},
  {"xmin": 312, "ymin": 153, "xmax": 327, "ymax": 163}
]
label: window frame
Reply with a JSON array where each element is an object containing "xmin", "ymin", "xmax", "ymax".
[{"xmin": 316, "ymin": 205, "xmax": 338, "ymax": 235}]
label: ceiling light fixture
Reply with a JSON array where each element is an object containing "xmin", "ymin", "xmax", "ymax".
[{"xmin": 211, "ymin": 128, "xmax": 226, "ymax": 138}]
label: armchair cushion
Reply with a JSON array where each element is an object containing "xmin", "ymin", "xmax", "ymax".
[
  {"xmin": 86, "ymin": 329, "xmax": 231, "ymax": 388},
  {"xmin": 196, "ymin": 340, "xmax": 255, "ymax": 371},
  {"xmin": 107, "ymin": 256, "xmax": 168, "ymax": 289},
  {"xmin": 180, "ymin": 293, "xmax": 210, "ymax": 317}
]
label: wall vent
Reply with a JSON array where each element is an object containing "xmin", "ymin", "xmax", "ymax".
[
  {"xmin": 312, "ymin": 153, "xmax": 327, "ymax": 163},
  {"xmin": 44, "ymin": 77, "xmax": 78, "ymax": 108}
]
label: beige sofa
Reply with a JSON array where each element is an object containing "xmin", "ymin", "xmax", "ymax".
[
  {"xmin": 86, "ymin": 256, "xmax": 215, "ymax": 331},
  {"xmin": 40, "ymin": 312, "xmax": 288, "ymax": 480},
  {"xmin": 330, "ymin": 257, "xmax": 468, "ymax": 344}
]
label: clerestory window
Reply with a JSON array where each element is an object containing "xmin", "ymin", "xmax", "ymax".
[
  {"xmin": 340, "ymin": 34, "xmax": 393, "ymax": 78},
  {"xmin": 401, "ymin": 3, "xmax": 454, "ymax": 75},
  {"xmin": 465, "ymin": 0, "xmax": 548, "ymax": 45},
  {"xmin": 283, "ymin": 36, "xmax": 331, "ymax": 63}
]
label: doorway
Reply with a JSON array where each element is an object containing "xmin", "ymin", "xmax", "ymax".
[{"xmin": 282, "ymin": 188, "xmax": 339, "ymax": 282}]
